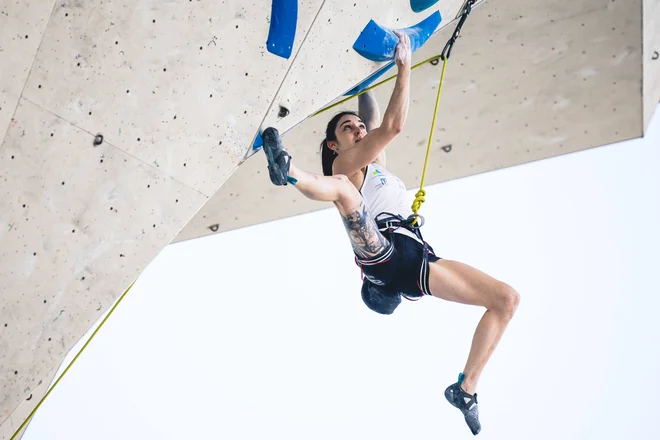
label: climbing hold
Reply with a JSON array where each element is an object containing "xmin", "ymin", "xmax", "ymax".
[
  {"xmin": 266, "ymin": 0, "xmax": 298, "ymax": 59},
  {"xmin": 430, "ymin": 58, "xmax": 440, "ymax": 66},
  {"xmin": 93, "ymin": 134, "xmax": 104, "ymax": 146},
  {"xmin": 252, "ymin": 132, "xmax": 264, "ymax": 150},
  {"xmin": 441, "ymin": 144, "xmax": 452, "ymax": 153},
  {"xmin": 278, "ymin": 106, "xmax": 290, "ymax": 118},
  {"xmin": 410, "ymin": 0, "xmax": 439, "ymax": 13},
  {"xmin": 345, "ymin": 61, "xmax": 395, "ymax": 96},
  {"xmin": 653, "ymin": 51, "xmax": 659, "ymax": 60},
  {"xmin": 209, "ymin": 224, "xmax": 219, "ymax": 232},
  {"xmin": 352, "ymin": 11, "xmax": 442, "ymax": 62}
]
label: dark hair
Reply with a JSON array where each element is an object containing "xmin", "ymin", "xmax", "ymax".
[{"xmin": 320, "ymin": 111, "xmax": 360, "ymax": 176}]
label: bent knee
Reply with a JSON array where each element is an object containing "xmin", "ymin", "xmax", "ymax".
[{"xmin": 495, "ymin": 283, "xmax": 520, "ymax": 320}]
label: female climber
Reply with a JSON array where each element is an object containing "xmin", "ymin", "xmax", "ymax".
[{"xmin": 260, "ymin": 31, "xmax": 519, "ymax": 436}]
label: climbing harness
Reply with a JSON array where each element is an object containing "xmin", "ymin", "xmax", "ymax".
[
  {"xmin": 356, "ymin": 211, "xmax": 435, "ymax": 303},
  {"xmin": 10, "ymin": 7, "xmax": 479, "ymax": 437},
  {"xmin": 375, "ymin": 212, "xmax": 425, "ymax": 240},
  {"xmin": 355, "ymin": 3, "xmax": 477, "ymax": 312}
]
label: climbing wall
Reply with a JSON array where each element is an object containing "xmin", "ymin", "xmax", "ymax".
[
  {"xmin": 175, "ymin": 0, "xmax": 652, "ymax": 242},
  {"xmin": 258, "ymin": 0, "xmax": 467, "ymax": 136},
  {"xmin": 1, "ymin": 0, "xmax": 449, "ymax": 435},
  {"xmin": 1, "ymin": 0, "xmax": 657, "ymax": 436},
  {"xmin": 645, "ymin": 0, "xmax": 660, "ymax": 131}
]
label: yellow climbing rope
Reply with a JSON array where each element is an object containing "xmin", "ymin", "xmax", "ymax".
[
  {"xmin": 312, "ymin": 53, "xmax": 447, "ymax": 118},
  {"xmin": 312, "ymin": 53, "xmax": 448, "ymax": 227},
  {"xmin": 410, "ymin": 0, "xmax": 475, "ymax": 224},
  {"xmin": 9, "ymin": 8, "xmax": 476, "ymax": 438},
  {"xmin": 10, "ymin": 281, "xmax": 136, "ymax": 440},
  {"xmin": 315, "ymin": 0, "xmax": 475, "ymax": 227},
  {"xmin": 311, "ymin": 53, "xmax": 448, "ymax": 227},
  {"xmin": 410, "ymin": 55, "xmax": 448, "ymax": 224}
]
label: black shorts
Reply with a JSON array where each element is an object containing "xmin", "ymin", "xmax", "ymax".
[{"xmin": 355, "ymin": 229, "xmax": 441, "ymax": 314}]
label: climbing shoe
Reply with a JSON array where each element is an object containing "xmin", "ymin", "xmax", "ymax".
[
  {"xmin": 445, "ymin": 374, "xmax": 481, "ymax": 435},
  {"xmin": 262, "ymin": 127, "xmax": 292, "ymax": 186}
]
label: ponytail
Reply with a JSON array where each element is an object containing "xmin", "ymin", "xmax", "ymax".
[{"xmin": 320, "ymin": 140, "xmax": 336, "ymax": 176}]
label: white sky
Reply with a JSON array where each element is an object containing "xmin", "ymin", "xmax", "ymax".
[{"xmin": 21, "ymin": 107, "xmax": 660, "ymax": 440}]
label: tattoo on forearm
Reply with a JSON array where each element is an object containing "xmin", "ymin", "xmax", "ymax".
[{"xmin": 340, "ymin": 200, "xmax": 390, "ymax": 259}]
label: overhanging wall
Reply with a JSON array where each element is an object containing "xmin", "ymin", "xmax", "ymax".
[
  {"xmin": 175, "ymin": 0, "xmax": 653, "ymax": 242},
  {"xmin": 1, "ymin": 0, "xmax": 472, "ymax": 436}
]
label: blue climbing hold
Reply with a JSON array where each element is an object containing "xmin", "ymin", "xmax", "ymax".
[
  {"xmin": 344, "ymin": 61, "xmax": 395, "ymax": 96},
  {"xmin": 266, "ymin": 0, "xmax": 298, "ymax": 59},
  {"xmin": 410, "ymin": 0, "xmax": 439, "ymax": 13},
  {"xmin": 253, "ymin": 132, "xmax": 264, "ymax": 150},
  {"xmin": 352, "ymin": 11, "xmax": 442, "ymax": 62}
]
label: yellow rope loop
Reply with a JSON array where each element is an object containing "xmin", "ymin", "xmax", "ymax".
[{"xmin": 411, "ymin": 188, "xmax": 426, "ymax": 214}]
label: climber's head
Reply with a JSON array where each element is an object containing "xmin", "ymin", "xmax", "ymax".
[{"xmin": 319, "ymin": 111, "xmax": 366, "ymax": 176}]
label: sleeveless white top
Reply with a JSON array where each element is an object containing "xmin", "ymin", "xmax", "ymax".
[{"xmin": 358, "ymin": 163, "xmax": 421, "ymax": 243}]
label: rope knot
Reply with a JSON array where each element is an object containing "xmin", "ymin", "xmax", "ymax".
[{"xmin": 411, "ymin": 189, "xmax": 427, "ymax": 214}]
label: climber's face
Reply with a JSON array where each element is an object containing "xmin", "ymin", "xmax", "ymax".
[{"xmin": 332, "ymin": 114, "xmax": 367, "ymax": 152}]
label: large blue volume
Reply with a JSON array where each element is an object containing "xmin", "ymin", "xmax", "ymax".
[
  {"xmin": 410, "ymin": 0, "xmax": 439, "ymax": 13},
  {"xmin": 352, "ymin": 11, "xmax": 442, "ymax": 62},
  {"xmin": 266, "ymin": 0, "xmax": 298, "ymax": 59}
]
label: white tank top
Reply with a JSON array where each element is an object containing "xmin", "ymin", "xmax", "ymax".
[{"xmin": 358, "ymin": 163, "xmax": 422, "ymax": 243}]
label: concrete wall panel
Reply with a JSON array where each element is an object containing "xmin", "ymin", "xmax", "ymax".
[
  {"xmin": 20, "ymin": 0, "xmax": 323, "ymax": 196},
  {"xmin": 0, "ymin": 98, "xmax": 206, "ymax": 424},
  {"xmin": 1, "ymin": 0, "xmax": 655, "ymax": 433},
  {"xmin": 261, "ymin": 0, "xmax": 467, "ymax": 135},
  {"xmin": 1, "ymin": 363, "xmax": 61, "ymax": 440},
  {"xmin": 1, "ymin": 0, "xmax": 332, "ymax": 428},
  {"xmin": 176, "ymin": 0, "xmax": 645, "ymax": 242},
  {"xmin": 0, "ymin": 0, "xmax": 56, "ymax": 146},
  {"xmin": 644, "ymin": 0, "xmax": 659, "ymax": 131}
]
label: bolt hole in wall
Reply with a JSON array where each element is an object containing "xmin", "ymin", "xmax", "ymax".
[
  {"xmin": 5, "ymin": 2, "xmax": 657, "ymax": 438},
  {"xmin": 17, "ymin": 110, "xmax": 660, "ymax": 439}
]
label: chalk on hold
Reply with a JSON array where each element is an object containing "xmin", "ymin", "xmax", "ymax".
[
  {"xmin": 266, "ymin": 0, "xmax": 298, "ymax": 59},
  {"xmin": 353, "ymin": 11, "xmax": 442, "ymax": 62},
  {"xmin": 410, "ymin": 0, "xmax": 439, "ymax": 13},
  {"xmin": 94, "ymin": 134, "xmax": 104, "ymax": 146}
]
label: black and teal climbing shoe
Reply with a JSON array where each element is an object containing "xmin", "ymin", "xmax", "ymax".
[
  {"xmin": 262, "ymin": 127, "xmax": 292, "ymax": 186},
  {"xmin": 445, "ymin": 373, "xmax": 481, "ymax": 435}
]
